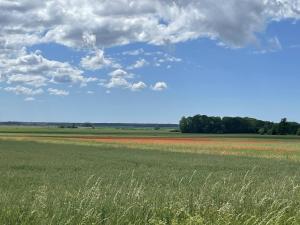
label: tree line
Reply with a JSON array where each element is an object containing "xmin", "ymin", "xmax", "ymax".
[{"xmin": 179, "ymin": 115, "xmax": 300, "ymax": 135}]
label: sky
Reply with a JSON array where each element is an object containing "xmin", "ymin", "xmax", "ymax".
[{"xmin": 0, "ymin": 0, "xmax": 300, "ymax": 123}]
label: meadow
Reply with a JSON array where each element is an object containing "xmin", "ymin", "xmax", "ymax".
[{"xmin": 0, "ymin": 127, "xmax": 300, "ymax": 225}]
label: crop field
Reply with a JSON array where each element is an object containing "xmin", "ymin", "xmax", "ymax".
[{"xmin": 1, "ymin": 127, "xmax": 300, "ymax": 225}]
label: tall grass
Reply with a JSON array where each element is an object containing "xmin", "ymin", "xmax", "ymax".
[
  {"xmin": 1, "ymin": 172, "xmax": 300, "ymax": 224},
  {"xmin": 0, "ymin": 139, "xmax": 300, "ymax": 224}
]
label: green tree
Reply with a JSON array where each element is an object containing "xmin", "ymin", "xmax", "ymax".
[
  {"xmin": 179, "ymin": 117, "xmax": 189, "ymax": 133},
  {"xmin": 179, "ymin": 114, "xmax": 300, "ymax": 135},
  {"xmin": 258, "ymin": 127, "xmax": 266, "ymax": 135},
  {"xmin": 278, "ymin": 118, "xmax": 288, "ymax": 135}
]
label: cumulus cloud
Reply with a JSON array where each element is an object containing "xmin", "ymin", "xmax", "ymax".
[
  {"xmin": 103, "ymin": 68, "xmax": 147, "ymax": 91},
  {"xmin": 48, "ymin": 88, "xmax": 69, "ymax": 96},
  {"xmin": 82, "ymin": 32, "xmax": 97, "ymax": 48},
  {"xmin": 7, "ymin": 74, "xmax": 47, "ymax": 87},
  {"xmin": 151, "ymin": 82, "xmax": 168, "ymax": 91},
  {"xmin": 123, "ymin": 50, "xmax": 181, "ymax": 69},
  {"xmin": 102, "ymin": 69, "xmax": 132, "ymax": 89},
  {"xmin": 127, "ymin": 59, "xmax": 149, "ymax": 70},
  {"xmin": 105, "ymin": 79, "xmax": 148, "ymax": 91},
  {"xmin": 109, "ymin": 69, "xmax": 133, "ymax": 78},
  {"xmin": 1, "ymin": 51, "xmax": 91, "ymax": 84},
  {"xmin": 80, "ymin": 49, "xmax": 114, "ymax": 70},
  {"xmin": 105, "ymin": 77, "xmax": 131, "ymax": 89},
  {"xmin": 62, "ymin": 1, "xmax": 293, "ymax": 47},
  {"xmin": 0, "ymin": 0, "xmax": 300, "ymax": 95},
  {"xmin": 0, "ymin": 50, "xmax": 98, "ymax": 93},
  {"xmin": 131, "ymin": 81, "xmax": 147, "ymax": 91},
  {"xmin": 4, "ymin": 85, "xmax": 44, "ymax": 96},
  {"xmin": 1, "ymin": 0, "xmax": 299, "ymax": 50}
]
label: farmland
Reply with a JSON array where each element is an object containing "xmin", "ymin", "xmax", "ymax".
[{"xmin": 1, "ymin": 127, "xmax": 300, "ymax": 224}]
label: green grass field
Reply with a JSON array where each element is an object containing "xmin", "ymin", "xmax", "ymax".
[{"xmin": 0, "ymin": 127, "xmax": 300, "ymax": 224}]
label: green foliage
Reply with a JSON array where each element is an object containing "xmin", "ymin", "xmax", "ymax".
[
  {"xmin": 154, "ymin": 126, "xmax": 161, "ymax": 130},
  {"xmin": 180, "ymin": 115, "xmax": 265, "ymax": 134},
  {"xmin": 180, "ymin": 115, "xmax": 224, "ymax": 134},
  {"xmin": 258, "ymin": 128, "xmax": 266, "ymax": 135},
  {"xmin": 180, "ymin": 115, "xmax": 300, "ymax": 135},
  {"xmin": 278, "ymin": 118, "xmax": 288, "ymax": 135},
  {"xmin": 82, "ymin": 122, "xmax": 95, "ymax": 128},
  {"xmin": 169, "ymin": 129, "xmax": 180, "ymax": 133}
]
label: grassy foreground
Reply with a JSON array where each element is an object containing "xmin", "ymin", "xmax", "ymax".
[{"xmin": 0, "ymin": 129, "xmax": 300, "ymax": 224}]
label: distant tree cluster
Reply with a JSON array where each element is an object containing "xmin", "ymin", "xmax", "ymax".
[
  {"xmin": 58, "ymin": 123, "xmax": 78, "ymax": 129},
  {"xmin": 180, "ymin": 115, "xmax": 300, "ymax": 135}
]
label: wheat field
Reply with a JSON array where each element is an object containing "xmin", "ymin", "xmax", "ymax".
[{"xmin": 0, "ymin": 127, "xmax": 300, "ymax": 224}]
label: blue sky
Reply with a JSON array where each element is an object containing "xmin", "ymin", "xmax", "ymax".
[{"xmin": 0, "ymin": 1, "xmax": 300, "ymax": 123}]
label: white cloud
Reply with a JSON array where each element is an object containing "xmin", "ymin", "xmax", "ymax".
[
  {"xmin": 253, "ymin": 36, "xmax": 283, "ymax": 54},
  {"xmin": 266, "ymin": 36, "xmax": 283, "ymax": 52},
  {"xmin": 131, "ymin": 81, "xmax": 147, "ymax": 91},
  {"xmin": 109, "ymin": 69, "xmax": 132, "ymax": 78},
  {"xmin": 103, "ymin": 69, "xmax": 147, "ymax": 91},
  {"xmin": 7, "ymin": 74, "xmax": 47, "ymax": 87},
  {"xmin": 82, "ymin": 32, "xmax": 97, "ymax": 48},
  {"xmin": 122, "ymin": 49, "xmax": 145, "ymax": 56},
  {"xmin": 156, "ymin": 54, "xmax": 182, "ymax": 64},
  {"xmin": 109, "ymin": 69, "xmax": 127, "ymax": 77},
  {"xmin": 127, "ymin": 59, "xmax": 148, "ymax": 70},
  {"xmin": 105, "ymin": 78, "xmax": 147, "ymax": 91},
  {"xmin": 80, "ymin": 49, "xmax": 113, "ymax": 70},
  {"xmin": 4, "ymin": 85, "xmax": 44, "ymax": 96},
  {"xmin": 1, "ymin": 0, "xmax": 299, "ymax": 51},
  {"xmin": 102, "ymin": 69, "xmax": 133, "ymax": 89},
  {"xmin": 49, "ymin": 1, "xmax": 299, "ymax": 47},
  {"xmin": 164, "ymin": 55, "xmax": 182, "ymax": 63},
  {"xmin": 144, "ymin": 51, "xmax": 164, "ymax": 56},
  {"xmin": 105, "ymin": 77, "xmax": 131, "ymax": 89},
  {"xmin": 24, "ymin": 97, "xmax": 35, "ymax": 101},
  {"xmin": 48, "ymin": 88, "xmax": 69, "ymax": 96},
  {"xmin": 1, "ymin": 0, "xmax": 300, "ymax": 95},
  {"xmin": 0, "ymin": 50, "xmax": 98, "ymax": 94},
  {"xmin": 151, "ymin": 82, "xmax": 168, "ymax": 91},
  {"xmin": 1, "ymin": 51, "xmax": 91, "ymax": 85}
]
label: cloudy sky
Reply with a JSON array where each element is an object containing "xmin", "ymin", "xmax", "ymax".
[{"xmin": 0, "ymin": 0, "xmax": 300, "ymax": 123}]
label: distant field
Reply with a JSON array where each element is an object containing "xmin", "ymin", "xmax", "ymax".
[{"xmin": 0, "ymin": 127, "xmax": 300, "ymax": 224}]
